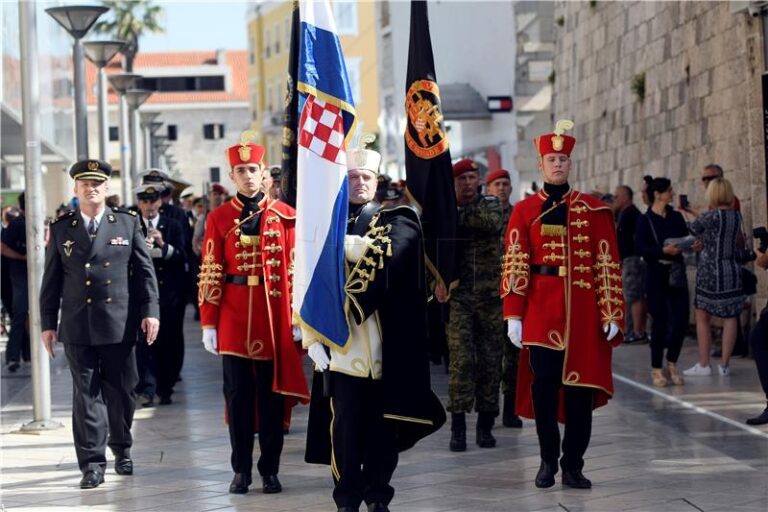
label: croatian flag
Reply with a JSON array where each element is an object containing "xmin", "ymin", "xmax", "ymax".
[{"xmin": 293, "ymin": 0, "xmax": 357, "ymax": 350}]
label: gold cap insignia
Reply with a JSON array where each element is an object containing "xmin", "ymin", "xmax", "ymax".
[
  {"xmin": 88, "ymin": 161, "xmax": 99, "ymax": 171},
  {"xmin": 550, "ymin": 119, "xmax": 574, "ymax": 152},
  {"xmin": 146, "ymin": 187, "xmax": 156, "ymax": 194},
  {"xmin": 239, "ymin": 130, "xmax": 259, "ymax": 161}
]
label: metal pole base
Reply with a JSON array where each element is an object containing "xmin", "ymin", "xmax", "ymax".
[{"xmin": 19, "ymin": 419, "xmax": 64, "ymax": 432}]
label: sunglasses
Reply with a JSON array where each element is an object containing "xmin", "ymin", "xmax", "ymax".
[{"xmin": 702, "ymin": 175, "xmax": 718, "ymax": 183}]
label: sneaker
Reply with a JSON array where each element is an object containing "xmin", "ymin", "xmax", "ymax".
[
  {"xmin": 718, "ymin": 364, "xmax": 730, "ymax": 376},
  {"xmin": 683, "ymin": 363, "xmax": 712, "ymax": 376}
]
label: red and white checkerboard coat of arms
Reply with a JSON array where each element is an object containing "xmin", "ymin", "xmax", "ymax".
[{"xmin": 298, "ymin": 96, "xmax": 347, "ymax": 165}]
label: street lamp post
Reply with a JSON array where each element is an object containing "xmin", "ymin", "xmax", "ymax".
[
  {"xmin": 140, "ymin": 112, "xmax": 161, "ymax": 170},
  {"xmin": 124, "ymin": 89, "xmax": 155, "ymax": 193},
  {"xmin": 83, "ymin": 40, "xmax": 125, "ymax": 161},
  {"xmin": 108, "ymin": 73, "xmax": 141, "ymax": 205},
  {"xmin": 45, "ymin": 5, "xmax": 109, "ymax": 161}
]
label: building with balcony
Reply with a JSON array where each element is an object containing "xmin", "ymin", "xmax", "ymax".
[
  {"xmin": 246, "ymin": 0, "xmax": 380, "ymax": 164},
  {"xmin": 85, "ymin": 49, "xmax": 250, "ymax": 201}
]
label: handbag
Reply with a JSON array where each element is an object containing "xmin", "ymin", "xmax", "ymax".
[
  {"xmin": 742, "ymin": 267, "xmax": 757, "ymax": 296},
  {"xmin": 736, "ymin": 213, "xmax": 758, "ymax": 296},
  {"xmin": 646, "ymin": 212, "xmax": 687, "ymax": 289}
]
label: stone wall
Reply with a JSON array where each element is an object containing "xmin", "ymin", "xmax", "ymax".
[{"xmin": 553, "ymin": 0, "xmax": 768, "ymax": 309}]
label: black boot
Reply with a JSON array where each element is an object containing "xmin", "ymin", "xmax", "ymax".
[
  {"xmin": 449, "ymin": 413, "xmax": 466, "ymax": 452},
  {"xmin": 746, "ymin": 406, "xmax": 768, "ymax": 425},
  {"xmin": 475, "ymin": 411, "xmax": 496, "ymax": 448},
  {"xmin": 562, "ymin": 468, "xmax": 592, "ymax": 489},
  {"xmin": 535, "ymin": 461, "xmax": 557, "ymax": 488},
  {"xmin": 502, "ymin": 394, "xmax": 523, "ymax": 428}
]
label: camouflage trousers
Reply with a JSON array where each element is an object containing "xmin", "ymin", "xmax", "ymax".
[
  {"xmin": 446, "ymin": 294, "xmax": 504, "ymax": 414},
  {"xmin": 501, "ymin": 340, "xmax": 519, "ymax": 397}
]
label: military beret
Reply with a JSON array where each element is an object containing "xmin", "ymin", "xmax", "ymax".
[
  {"xmin": 69, "ymin": 159, "xmax": 112, "ymax": 181},
  {"xmin": 452, "ymin": 158, "xmax": 479, "ymax": 178},
  {"xmin": 384, "ymin": 187, "xmax": 403, "ymax": 201},
  {"xmin": 269, "ymin": 166, "xmax": 282, "ymax": 179},
  {"xmin": 210, "ymin": 183, "xmax": 227, "ymax": 195},
  {"xmin": 485, "ymin": 169, "xmax": 511, "ymax": 186},
  {"xmin": 134, "ymin": 183, "xmax": 165, "ymax": 201}
]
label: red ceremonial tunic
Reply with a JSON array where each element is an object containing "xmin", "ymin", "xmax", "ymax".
[
  {"xmin": 500, "ymin": 189, "xmax": 624, "ymax": 420},
  {"xmin": 199, "ymin": 195, "xmax": 309, "ymax": 402}
]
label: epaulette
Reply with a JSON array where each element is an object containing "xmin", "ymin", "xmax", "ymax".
[
  {"xmin": 50, "ymin": 210, "xmax": 74, "ymax": 225},
  {"xmin": 112, "ymin": 207, "xmax": 138, "ymax": 216}
]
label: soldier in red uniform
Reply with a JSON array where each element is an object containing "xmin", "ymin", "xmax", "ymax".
[
  {"xmin": 500, "ymin": 120, "xmax": 624, "ymax": 490},
  {"xmin": 198, "ymin": 132, "xmax": 309, "ymax": 495}
]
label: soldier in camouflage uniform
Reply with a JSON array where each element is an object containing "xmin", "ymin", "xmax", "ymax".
[
  {"xmin": 485, "ymin": 169, "xmax": 523, "ymax": 429},
  {"xmin": 446, "ymin": 159, "xmax": 505, "ymax": 452}
]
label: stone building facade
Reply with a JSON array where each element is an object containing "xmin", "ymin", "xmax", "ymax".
[{"xmin": 552, "ymin": 0, "xmax": 768, "ymax": 308}]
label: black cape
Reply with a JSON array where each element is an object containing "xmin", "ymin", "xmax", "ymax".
[{"xmin": 305, "ymin": 205, "xmax": 446, "ymax": 464}]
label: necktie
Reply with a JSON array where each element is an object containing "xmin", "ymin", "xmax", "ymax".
[
  {"xmin": 148, "ymin": 219, "xmax": 154, "ymax": 230},
  {"xmin": 88, "ymin": 218, "xmax": 97, "ymax": 239}
]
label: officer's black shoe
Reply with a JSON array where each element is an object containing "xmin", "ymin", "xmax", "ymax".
[
  {"xmin": 562, "ymin": 469, "xmax": 592, "ymax": 489},
  {"xmin": 746, "ymin": 407, "xmax": 768, "ymax": 425},
  {"xmin": 476, "ymin": 411, "xmax": 496, "ymax": 448},
  {"xmin": 158, "ymin": 395, "xmax": 172, "ymax": 405},
  {"xmin": 115, "ymin": 457, "xmax": 133, "ymax": 475},
  {"xmin": 262, "ymin": 474, "xmax": 282, "ymax": 494},
  {"xmin": 80, "ymin": 470, "xmax": 104, "ymax": 489},
  {"xmin": 337, "ymin": 507, "xmax": 359, "ymax": 512},
  {"xmin": 367, "ymin": 502, "xmax": 390, "ymax": 512},
  {"xmin": 228, "ymin": 473, "xmax": 251, "ymax": 494},
  {"xmin": 449, "ymin": 413, "xmax": 466, "ymax": 452},
  {"xmin": 139, "ymin": 394, "xmax": 154, "ymax": 408},
  {"xmin": 534, "ymin": 461, "xmax": 557, "ymax": 488}
]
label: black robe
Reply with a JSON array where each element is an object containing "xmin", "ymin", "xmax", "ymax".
[{"xmin": 305, "ymin": 204, "xmax": 446, "ymax": 464}]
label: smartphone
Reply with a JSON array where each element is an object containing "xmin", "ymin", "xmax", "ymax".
[{"xmin": 678, "ymin": 194, "xmax": 689, "ymax": 210}]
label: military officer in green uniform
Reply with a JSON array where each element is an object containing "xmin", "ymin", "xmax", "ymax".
[
  {"xmin": 484, "ymin": 169, "xmax": 523, "ymax": 428},
  {"xmin": 446, "ymin": 159, "xmax": 505, "ymax": 451},
  {"xmin": 40, "ymin": 160, "xmax": 160, "ymax": 489}
]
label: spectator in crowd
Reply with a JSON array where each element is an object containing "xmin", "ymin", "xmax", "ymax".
[
  {"xmin": 684, "ymin": 178, "xmax": 745, "ymax": 377},
  {"xmin": 1, "ymin": 194, "xmax": 30, "ymax": 372},
  {"xmin": 613, "ymin": 185, "xmax": 647, "ymax": 343},
  {"xmin": 192, "ymin": 183, "xmax": 226, "ymax": 258},
  {"xmin": 105, "ymin": 194, "xmax": 120, "ymax": 208},
  {"xmin": 635, "ymin": 178, "xmax": 689, "ymax": 387},
  {"xmin": 640, "ymin": 175, "xmax": 653, "ymax": 206},
  {"xmin": 1, "ymin": 207, "xmax": 20, "ymax": 342},
  {"xmin": 746, "ymin": 243, "xmax": 768, "ymax": 425}
]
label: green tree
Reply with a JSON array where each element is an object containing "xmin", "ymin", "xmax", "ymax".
[{"xmin": 93, "ymin": 0, "xmax": 164, "ymax": 72}]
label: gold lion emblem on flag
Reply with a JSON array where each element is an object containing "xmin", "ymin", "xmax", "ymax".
[{"xmin": 405, "ymin": 79, "xmax": 449, "ymax": 159}]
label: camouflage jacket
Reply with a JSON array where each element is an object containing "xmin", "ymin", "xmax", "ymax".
[{"xmin": 455, "ymin": 194, "xmax": 504, "ymax": 297}]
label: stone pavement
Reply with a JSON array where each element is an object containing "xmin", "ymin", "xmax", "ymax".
[{"xmin": 1, "ymin": 311, "xmax": 767, "ymax": 512}]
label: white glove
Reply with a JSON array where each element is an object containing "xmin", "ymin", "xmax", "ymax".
[
  {"xmin": 344, "ymin": 234, "xmax": 370, "ymax": 263},
  {"xmin": 603, "ymin": 322, "xmax": 619, "ymax": 341},
  {"xmin": 307, "ymin": 341, "xmax": 330, "ymax": 371},
  {"xmin": 507, "ymin": 319, "xmax": 523, "ymax": 349},
  {"xmin": 202, "ymin": 328, "xmax": 218, "ymax": 355},
  {"xmin": 292, "ymin": 326, "xmax": 302, "ymax": 342}
]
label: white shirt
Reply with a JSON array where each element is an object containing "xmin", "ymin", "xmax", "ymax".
[
  {"xmin": 143, "ymin": 214, "xmax": 174, "ymax": 259},
  {"xmin": 80, "ymin": 208, "xmax": 106, "ymax": 232}
]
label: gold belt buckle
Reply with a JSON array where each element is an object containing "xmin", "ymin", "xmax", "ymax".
[
  {"xmin": 558, "ymin": 266, "xmax": 568, "ymax": 277},
  {"xmin": 240, "ymin": 234, "xmax": 260, "ymax": 247},
  {"xmin": 247, "ymin": 275, "xmax": 260, "ymax": 286}
]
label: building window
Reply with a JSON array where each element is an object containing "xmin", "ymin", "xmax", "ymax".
[
  {"xmin": 137, "ymin": 75, "xmax": 225, "ymax": 92},
  {"xmin": 108, "ymin": 126, "xmax": 119, "ymax": 141},
  {"xmin": 210, "ymin": 167, "xmax": 220, "ymax": 183},
  {"xmin": 265, "ymin": 28, "xmax": 271, "ymax": 58},
  {"xmin": 167, "ymin": 125, "xmax": 178, "ymax": 141},
  {"xmin": 346, "ymin": 57, "xmax": 361, "ymax": 105},
  {"xmin": 203, "ymin": 123, "xmax": 225, "ymax": 140},
  {"xmin": 333, "ymin": 1, "xmax": 357, "ymax": 36},
  {"xmin": 274, "ymin": 24, "xmax": 280, "ymax": 54},
  {"xmin": 267, "ymin": 84, "xmax": 273, "ymax": 112}
]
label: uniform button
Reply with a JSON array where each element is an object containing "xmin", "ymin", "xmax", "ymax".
[
  {"xmin": 105, "ymin": 279, "xmax": 112, "ymax": 285},
  {"xmin": 159, "ymin": 281, "xmax": 164, "ymax": 285},
  {"xmin": 104, "ymin": 262, "xmax": 110, "ymax": 267},
  {"xmin": 158, "ymin": 267, "xmax": 163, "ymax": 271},
  {"xmin": 86, "ymin": 280, "xmax": 91, "ymax": 286},
  {"xmin": 84, "ymin": 263, "xmax": 91, "ymax": 269},
  {"xmin": 106, "ymin": 298, "xmax": 112, "ymax": 303},
  {"xmin": 86, "ymin": 298, "xmax": 92, "ymax": 304}
]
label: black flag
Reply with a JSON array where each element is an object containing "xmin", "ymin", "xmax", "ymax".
[
  {"xmin": 280, "ymin": 1, "xmax": 300, "ymax": 207},
  {"xmin": 404, "ymin": 0, "xmax": 457, "ymax": 291}
]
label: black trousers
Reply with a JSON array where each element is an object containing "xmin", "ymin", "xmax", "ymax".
[
  {"xmin": 6, "ymin": 269, "xmax": 29, "ymax": 363},
  {"xmin": 64, "ymin": 342, "xmax": 138, "ymax": 474},
  {"xmin": 331, "ymin": 372, "xmax": 398, "ymax": 509},
  {"xmin": 751, "ymin": 307, "xmax": 768, "ymax": 401},
  {"xmin": 222, "ymin": 355, "xmax": 284, "ymax": 476},
  {"xmin": 529, "ymin": 347, "xmax": 594, "ymax": 471},
  {"xmin": 152, "ymin": 303, "xmax": 183, "ymax": 398},
  {"xmin": 134, "ymin": 335, "xmax": 156, "ymax": 398},
  {"xmin": 646, "ymin": 267, "xmax": 689, "ymax": 368}
]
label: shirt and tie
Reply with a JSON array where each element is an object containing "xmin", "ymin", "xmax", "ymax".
[
  {"xmin": 143, "ymin": 214, "xmax": 174, "ymax": 259},
  {"xmin": 80, "ymin": 209, "xmax": 106, "ymax": 241}
]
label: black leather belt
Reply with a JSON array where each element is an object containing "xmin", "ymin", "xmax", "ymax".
[
  {"xmin": 224, "ymin": 274, "xmax": 260, "ymax": 286},
  {"xmin": 531, "ymin": 264, "xmax": 567, "ymax": 277}
]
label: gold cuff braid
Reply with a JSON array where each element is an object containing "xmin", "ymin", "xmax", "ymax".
[
  {"xmin": 198, "ymin": 238, "xmax": 223, "ymax": 306},
  {"xmin": 594, "ymin": 239, "xmax": 623, "ymax": 325},
  {"xmin": 500, "ymin": 228, "xmax": 530, "ymax": 297}
]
